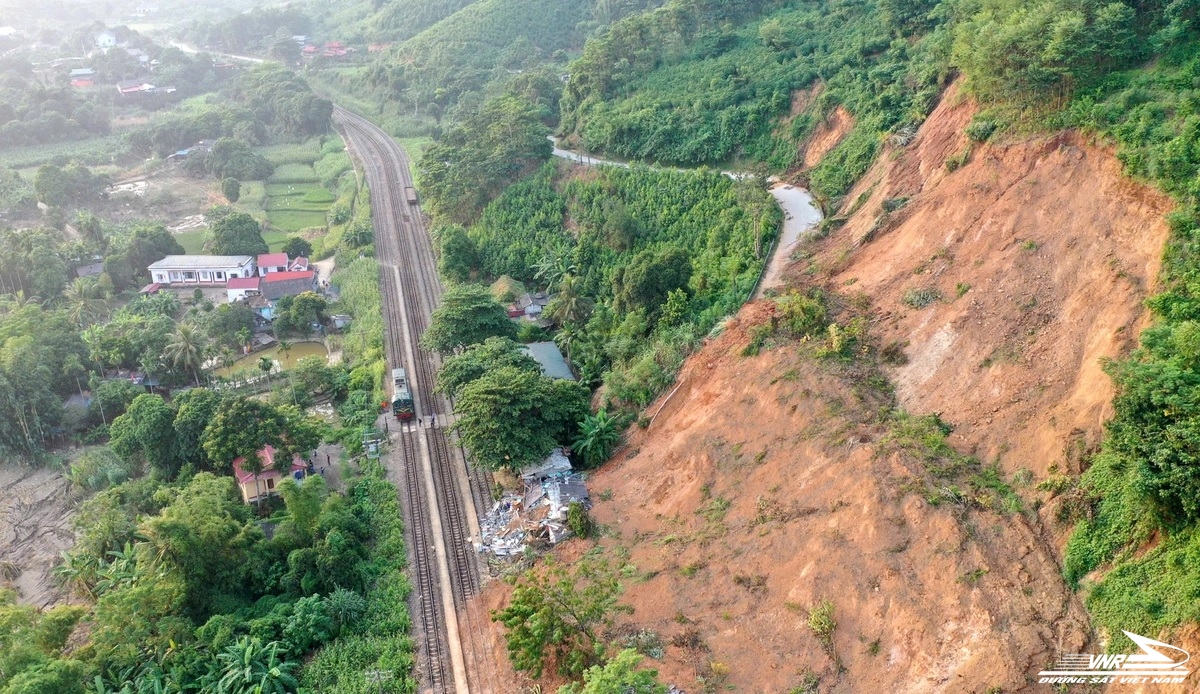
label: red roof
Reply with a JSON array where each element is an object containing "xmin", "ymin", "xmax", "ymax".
[
  {"xmin": 288, "ymin": 257, "xmax": 309, "ymax": 271},
  {"xmin": 232, "ymin": 445, "xmax": 306, "ymax": 484},
  {"xmin": 226, "ymin": 276, "xmax": 260, "ymax": 290},
  {"xmin": 263, "ymin": 270, "xmax": 315, "ymax": 283},
  {"xmin": 70, "ymin": 79, "xmax": 93, "ymax": 88},
  {"xmin": 139, "ymin": 283, "xmax": 161, "ymax": 294},
  {"xmin": 258, "ymin": 252, "xmax": 288, "ymax": 268}
]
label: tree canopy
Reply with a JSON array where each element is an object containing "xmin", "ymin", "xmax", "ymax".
[
  {"xmin": 209, "ymin": 211, "xmax": 269, "ymax": 256},
  {"xmin": 452, "ymin": 365, "xmax": 588, "ymax": 471},
  {"xmin": 421, "ymin": 283, "xmax": 518, "ymax": 353}
]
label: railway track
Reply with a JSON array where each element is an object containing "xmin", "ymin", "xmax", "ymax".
[{"xmin": 334, "ymin": 106, "xmax": 499, "ymax": 693}]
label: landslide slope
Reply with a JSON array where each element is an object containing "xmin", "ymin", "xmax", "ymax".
[
  {"xmin": 475, "ymin": 85, "xmax": 1171, "ymax": 692},
  {"xmin": 812, "ymin": 83, "xmax": 1171, "ymax": 493}
]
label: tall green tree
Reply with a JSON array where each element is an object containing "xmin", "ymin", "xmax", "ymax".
[
  {"xmin": 435, "ymin": 336, "xmax": 541, "ymax": 398},
  {"xmin": 201, "ymin": 398, "xmax": 320, "ymax": 474},
  {"xmin": 436, "ymin": 225, "xmax": 479, "ymax": 283},
  {"xmin": 109, "ymin": 394, "xmax": 179, "ymax": 477},
  {"xmin": 453, "ymin": 366, "xmax": 588, "ymax": 471},
  {"xmin": 421, "ymin": 283, "xmax": 517, "ymax": 353},
  {"xmin": 280, "ymin": 236, "xmax": 312, "ymax": 259},
  {"xmin": 209, "ymin": 212, "xmax": 269, "ymax": 256},
  {"xmin": 222, "ymin": 177, "xmax": 241, "ymax": 203},
  {"xmin": 172, "ymin": 388, "xmax": 224, "ymax": 471}
]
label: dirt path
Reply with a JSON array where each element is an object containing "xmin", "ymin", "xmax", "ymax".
[{"xmin": 546, "ymin": 140, "xmax": 823, "ymax": 299}]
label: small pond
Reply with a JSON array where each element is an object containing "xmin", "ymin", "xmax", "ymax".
[{"xmin": 214, "ymin": 341, "xmax": 329, "ymax": 378}]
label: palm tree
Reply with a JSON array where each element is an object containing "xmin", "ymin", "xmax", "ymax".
[
  {"xmin": 534, "ymin": 250, "xmax": 577, "ymax": 292},
  {"xmin": 164, "ymin": 323, "xmax": 208, "ymax": 386},
  {"xmin": 554, "ymin": 323, "xmax": 579, "ymax": 363},
  {"xmin": 259, "ymin": 356, "xmax": 274, "ymax": 389},
  {"xmin": 236, "ymin": 327, "xmax": 253, "ymax": 355},
  {"xmin": 241, "ymin": 449, "xmax": 267, "ymax": 510},
  {"xmin": 63, "ymin": 277, "xmax": 108, "ymax": 327},
  {"xmin": 0, "ymin": 290, "xmax": 40, "ymax": 313},
  {"xmin": 545, "ymin": 274, "xmax": 593, "ymax": 327},
  {"xmin": 216, "ymin": 637, "xmax": 298, "ymax": 694},
  {"xmin": 276, "ymin": 340, "xmax": 292, "ymax": 368}
]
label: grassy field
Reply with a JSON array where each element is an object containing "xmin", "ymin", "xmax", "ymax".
[
  {"xmin": 259, "ymin": 140, "xmax": 323, "ymax": 166},
  {"xmin": 267, "ymin": 163, "xmax": 321, "ymax": 184},
  {"xmin": 178, "ymin": 227, "xmax": 290, "ymax": 253},
  {"xmin": 263, "ymin": 174, "xmax": 332, "ymax": 233},
  {"xmin": 175, "ymin": 229, "xmax": 207, "ymax": 254},
  {"xmin": 0, "ymin": 134, "xmax": 131, "ymax": 169},
  {"xmin": 397, "ymin": 137, "xmax": 432, "ymax": 171}
]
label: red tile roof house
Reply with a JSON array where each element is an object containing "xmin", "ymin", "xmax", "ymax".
[
  {"xmin": 257, "ymin": 252, "xmax": 289, "ymax": 276},
  {"xmin": 225, "ymin": 275, "xmax": 261, "ymax": 302},
  {"xmin": 232, "ymin": 444, "xmax": 308, "ymax": 504}
]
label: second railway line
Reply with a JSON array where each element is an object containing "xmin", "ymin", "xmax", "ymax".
[{"xmin": 335, "ymin": 106, "xmax": 499, "ymax": 693}]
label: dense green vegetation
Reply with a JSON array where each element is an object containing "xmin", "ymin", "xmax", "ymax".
[
  {"xmin": 0, "ymin": 43, "xmax": 221, "ymax": 153},
  {"xmin": 13, "ymin": 456, "xmax": 416, "ymax": 692},
  {"xmin": 561, "ymin": 0, "xmax": 949, "ymax": 200},
  {"xmin": 1033, "ymin": 17, "xmax": 1200, "ymax": 647},
  {"xmin": 315, "ymin": 0, "xmax": 475, "ymax": 44},
  {"xmin": 129, "ymin": 64, "xmax": 331, "ymax": 159},
  {"xmin": 437, "ymin": 161, "xmax": 778, "ymax": 405}
]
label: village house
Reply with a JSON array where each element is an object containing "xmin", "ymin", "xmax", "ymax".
[
  {"xmin": 166, "ymin": 139, "xmax": 215, "ymax": 162},
  {"xmin": 508, "ymin": 292, "xmax": 552, "ymax": 318},
  {"xmin": 94, "ymin": 30, "xmax": 116, "ymax": 48},
  {"xmin": 250, "ymin": 271, "xmax": 318, "ymax": 320},
  {"xmin": 257, "ymin": 252, "xmax": 288, "ymax": 276},
  {"xmin": 74, "ymin": 261, "xmax": 104, "ymax": 279},
  {"xmin": 148, "ymin": 255, "xmax": 255, "ymax": 285},
  {"xmin": 225, "ymin": 276, "xmax": 260, "ymax": 302},
  {"xmin": 232, "ymin": 445, "xmax": 309, "ymax": 504},
  {"xmin": 116, "ymin": 80, "xmax": 155, "ymax": 95}
]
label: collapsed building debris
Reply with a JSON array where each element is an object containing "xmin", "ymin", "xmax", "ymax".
[{"xmin": 477, "ymin": 448, "xmax": 591, "ymax": 559}]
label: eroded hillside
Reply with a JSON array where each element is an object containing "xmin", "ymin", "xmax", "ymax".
[{"xmin": 475, "ymin": 84, "xmax": 1175, "ymax": 692}]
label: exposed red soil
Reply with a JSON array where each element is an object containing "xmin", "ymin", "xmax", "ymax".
[
  {"xmin": 465, "ymin": 81, "xmax": 1175, "ymax": 692},
  {"xmin": 810, "ymin": 82, "xmax": 1170, "ymax": 489},
  {"xmin": 801, "ymin": 106, "xmax": 854, "ymax": 170}
]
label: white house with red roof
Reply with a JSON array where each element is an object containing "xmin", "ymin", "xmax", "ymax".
[
  {"xmin": 225, "ymin": 276, "xmax": 261, "ymax": 302},
  {"xmin": 257, "ymin": 252, "xmax": 289, "ymax": 276},
  {"xmin": 232, "ymin": 444, "xmax": 308, "ymax": 504}
]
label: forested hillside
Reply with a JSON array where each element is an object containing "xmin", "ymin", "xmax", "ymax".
[
  {"xmin": 314, "ymin": 0, "xmax": 476, "ymax": 44},
  {"xmin": 310, "ymin": 0, "xmax": 660, "ymax": 130},
  {"xmin": 397, "ymin": 0, "xmax": 1200, "ymax": 673}
]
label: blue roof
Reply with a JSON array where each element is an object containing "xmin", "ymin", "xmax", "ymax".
[{"xmin": 521, "ymin": 342, "xmax": 575, "ymax": 381}]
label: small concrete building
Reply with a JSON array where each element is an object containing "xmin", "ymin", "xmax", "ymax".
[
  {"xmin": 232, "ymin": 445, "xmax": 308, "ymax": 504},
  {"xmin": 225, "ymin": 276, "xmax": 261, "ymax": 302},
  {"xmin": 148, "ymin": 255, "xmax": 255, "ymax": 285},
  {"xmin": 257, "ymin": 252, "xmax": 289, "ymax": 276}
]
